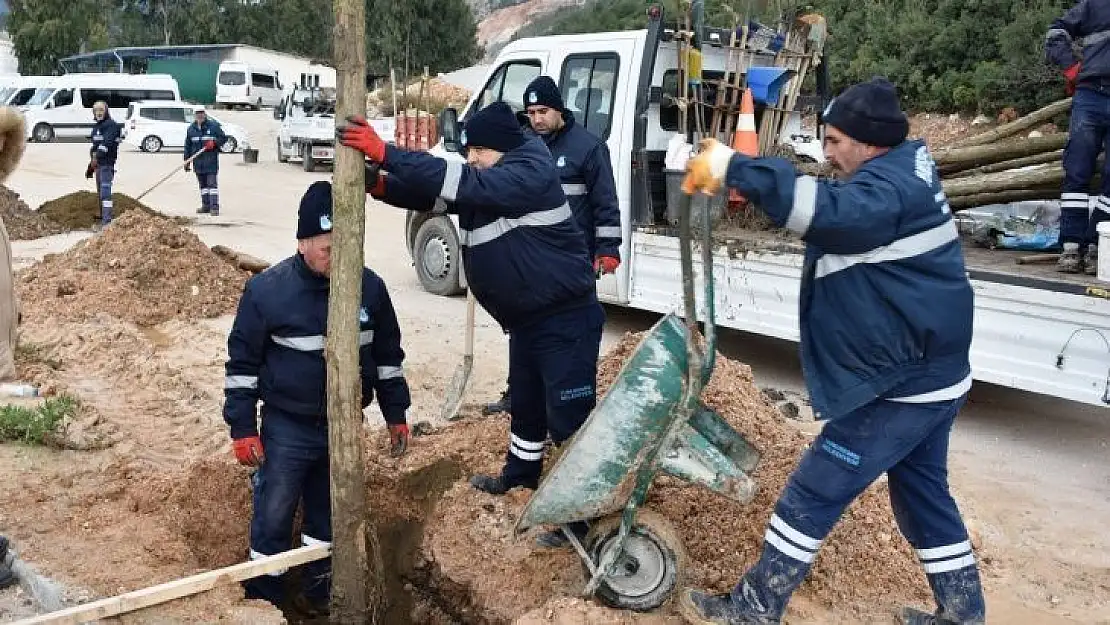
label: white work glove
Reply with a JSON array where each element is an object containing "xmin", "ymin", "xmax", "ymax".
[{"xmin": 682, "ymin": 139, "xmax": 736, "ymax": 196}]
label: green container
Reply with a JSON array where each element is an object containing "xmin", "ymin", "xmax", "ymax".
[{"xmin": 148, "ymin": 58, "xmax": 219, "ymax": 104}]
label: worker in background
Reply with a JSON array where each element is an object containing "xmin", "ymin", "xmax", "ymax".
[
  {"xmin": 1045, "ymin": 0, "xmax": 1110, "ymax": 274},
  {"xmin": 223, "ymin": 181, "xmax": 412, "ymax": 617},
  {"xmin": 480, "ymin": 76, "xmax": 623, "ymax": 420},
  {"xmin": 184, "ymin": 106, "xmax": 227, "ymax": 216},
  {"xmin": 86, "ymin": 101, "xmax": 120, "ymax": 229},
  {"xmin": 337, "ymin": 101, "xmax": 603, "ymax": 548},
  {"xmin": 678, "ymin": 78, "xmax": 985, "ymax": 625}
]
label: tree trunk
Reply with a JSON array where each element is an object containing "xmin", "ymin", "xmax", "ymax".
[
  {"xmin": 934, "ymin": 134, "xmax": 1068, "ymax": 172},
  {"xmin": 948, "ymin": 98, "xmax": 1073, "ymax": 148},
  {"xmin": 941, "ymin": 164, "xmax": 1063, "ymax": 197},
  {"xmin": 945, "ymin": 149, "xmax": 1064, "ymax": 179},
  {"xmin": 949, "ymin": 188, "xmax": 1060, "ymax": 210},
  {"xmin": 328, "ymin": 0, "xmax": 381, "ymax": 622}
]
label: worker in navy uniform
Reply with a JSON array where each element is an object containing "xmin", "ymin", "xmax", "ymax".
[
  {"xmin": 86, "ymin": 101, "xmax": 121, "ymax": 228},
  {"xmin": 678, "ymin": 78, "xmax": 986, "ymax": 625},
  {"xmin": 481, "ymin": 76, "xmax": 623, "ymax": 419},
  {"xmin": 184, "ymin": 106, "xmax": 227, "ymax": 216},
  {"xmin": 337, "ymin": 101, "xmax": 603, "ymax": 548},
  {"xmin": 222, "ymin": 181, "xmax": 412, "ymax": 616}
]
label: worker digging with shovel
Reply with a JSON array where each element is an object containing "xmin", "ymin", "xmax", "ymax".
[{"xmin": 678, "ymin": 78, "xmax": 986, "ymax": 625}]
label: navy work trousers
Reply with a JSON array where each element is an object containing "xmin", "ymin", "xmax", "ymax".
[
  {"xmin": 197, "ymin": 172, "xmax": 219, "ymax": 213},
  {"xmin": 243, "ymin": 407, "xmax": 332, "ymax": 606},
  {"xmin": 1061, "ymin": 87, "xmax": 1110, "ymax": 246},
  {"xmin": 729, "ymin": 396, "xmax": 986, "ymax": 623},
  {"xmin": 95, "ymin": 165, "xmax": 114, "ymax": 226},
  {"xmin": 501, "ymin": 303, "xmax": 605, "ymax": 486}
]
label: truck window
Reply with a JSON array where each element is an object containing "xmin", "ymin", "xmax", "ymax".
[
  {"xmin": 560, "ymin": 54, "xmax": 619, "ymax": 140},
  {"xmin": 220, "ymin": 71, "xmax": 247, "ymax": 86},
  {"xmin": 474, "ymin": 60, "xmax": 542, "ymax": 114}
]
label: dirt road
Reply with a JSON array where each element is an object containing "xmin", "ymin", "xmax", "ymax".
[{"xmin": 3, "ymin": 109, "xmax": 1109, "ymax": 624}]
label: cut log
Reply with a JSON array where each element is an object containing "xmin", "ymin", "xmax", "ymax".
[
  {"xmin": 949, "ymin": 188, "xmax": 1059, "ymax": 210},
  {"xmin": 935, "ymin": 134, "xmax": 1068, "ymax": 172},
  {"xmin": 942, "ymin": 164, "xmax": 1062, "ymax": 197},
  {"xmin": 210, "ymin": 245, "xmax": 271, "ymax": 274},
  {"xmin": 948, "ymin": 98, "xmax": 1073, "ymax": 148},
  {"xmin": 945, "ymin": 150, "xmax": 1064, "ymax": 179}
]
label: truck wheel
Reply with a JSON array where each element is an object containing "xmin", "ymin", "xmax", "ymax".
[
  {"xmin": 413, "ymin": 217, "xmax": 464, "ymax": 296},
  {"xmin": 583, "ymin": 509, "xmax": 687, "ymax": 612},
  {"xmin": 276, "ymin": 138, "xmax": 288, "ymax": 163},
  {"xmin": 302, "ymin": 144, "xmax": 315, "ymax": 172}
]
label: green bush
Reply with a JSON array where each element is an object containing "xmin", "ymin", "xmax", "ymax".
[{"xmin": 0, "ymin": 395, "xmax": 79, "ymax": 446}]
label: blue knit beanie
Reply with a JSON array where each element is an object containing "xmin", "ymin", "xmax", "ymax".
[
  {"xmin": 821, "ymin": 77, "xmax": 909, "ymax": 148},
  {"xmin": 524, "ymin": 76, "xmax": 565, "ymax": 111},
  {"xmin": 296, "ymin": 180, "xmax": 334, "ymax": 240},
  {"xmin": 461, "ymin": 102, "xmax": 526, "ymax": 154}
]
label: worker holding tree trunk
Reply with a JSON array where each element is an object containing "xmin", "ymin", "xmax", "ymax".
[
  {"xmin": 222, "ymin": 181, "xmax": 412, "ymax": 617},
  {"xmin": 1045, "ymin": 0, "xmax": 1110, "ymax": 274},
  {"xmin": 338, "ymin": 102, "xmax": 603, "ymax": 547},
  {"xmin": 678, "ymin": 78, "xmax": 985, "ymax": 625}
]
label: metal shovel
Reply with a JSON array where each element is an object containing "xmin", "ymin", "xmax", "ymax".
[{"xmin": 440, "ymin": 288, "xmax": 475, "ymax": 421}]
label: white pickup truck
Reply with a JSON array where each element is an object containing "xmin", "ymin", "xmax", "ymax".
[
  {"xmin": 406, "ymin": 6, "xmax": 1110, "ymax": 410},
  {"xmin": 275, "ymin": 87, "xmax": 395, "ymax": 171}
]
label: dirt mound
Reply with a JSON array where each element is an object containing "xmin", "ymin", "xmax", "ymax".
[
  {"xmin": 37, "ymin": 191, "xmax": 181, "ymax": 231},
  {"xmin": 16, "ymin": 210, "xmax": 248, "ymax": 326},
  {"xmin": 0, "ymin": 185, "xmax": 66, "ymax": 240}
]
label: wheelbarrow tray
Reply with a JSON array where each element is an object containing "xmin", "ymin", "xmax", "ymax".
[{"xmin": 515, "ymin": 313, "xmax": 760, "ymax": 534}]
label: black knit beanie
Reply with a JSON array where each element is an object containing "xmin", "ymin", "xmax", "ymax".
[
  {"xmin": 461, "ymin": 101, "xmax": 526, "ymax": 154},
  {"xmin": 296, "ymin": 180, "xmax": 334, "ymax": 240},
  {"xmin": 524, "ymin": 75, "xmax": 565, "ymax": 111},
  {"xmin": 822, "ymin": 77, "xmax": 909, "ymax": 147}
]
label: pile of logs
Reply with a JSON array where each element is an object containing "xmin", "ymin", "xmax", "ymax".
[{"xmin": 936, "ymin": 98, "xmax": 1076, "ymax": 210}]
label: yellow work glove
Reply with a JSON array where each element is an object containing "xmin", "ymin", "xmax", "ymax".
[{"xmin": 682, "ymin": 138, "xmax": 736, "ymax": 196}]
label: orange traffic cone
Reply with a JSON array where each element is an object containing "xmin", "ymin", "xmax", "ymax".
[{"xmin": 729, "ymin": 88, "xmax": 759, "ymax": 208}]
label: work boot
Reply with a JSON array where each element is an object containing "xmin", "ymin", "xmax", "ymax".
[
  {"xmin": 210, "ymin": 208, "xmax": 220, "ymax": 217},
  {"xmin": 678, "ymin": 589, "xmax": 775, "ymax": 624},
  {"xmin": 1057, "ymin": 243, "xmax": 1082, "ymax": 273},
  {"xmin": 535, "ymin": 520, "xmax": 588, "ymax": 549},
  {"xmin": 482, "ymin": 388, "xmax": 511, "ymax": 415},
  {"xmin": 469, "ymin": 473, "xmax": 536, "ymax": 495},
  {"xmin": 1084, "ymin": 245, "xmax": 1098, "ymax": 276},
  {"xmin": 196, "ymin": 206, "xmax": 210, "ymax": 214},
  {"xmin": 901, "ymin": 607, "xmax": 982, "ymax": 625}
]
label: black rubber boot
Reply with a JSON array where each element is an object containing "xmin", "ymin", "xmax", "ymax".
[
  {"xmin": 678, "ymin": 589, "xmax": 776, "ymax": 624},
  {"xmin": 901, "ymin": 607, "xmax": 983, "ymax": 625},
  {"xmin": 535, "ymin": 520, "xmax": 589, "ymax": 549},
  {"xmin": 469, "ymin": 474, "xmax": 536, "ymax": 495}
]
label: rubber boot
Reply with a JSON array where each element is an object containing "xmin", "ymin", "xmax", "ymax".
[
  {"xmin": 1057, "ymin": 242, "xmax": 1082, "ymax": 273},
  {"xmin": 470, "ymin": 473, "xmax": 537, "ymax": 495},
  {"xmin": 678, "ymin": 589, "xmax": 777, "ymax": 624},
  {"xmin": 1084, "ymin": 244, "xmax": 1098, "ymax": 276},
  {"xmin": 922, "ymin": 565, "xmax": 986, "ymax": 624},
  {"xmin": 535, "ymin": 520, "xmax": 589, "ymax": 549}
]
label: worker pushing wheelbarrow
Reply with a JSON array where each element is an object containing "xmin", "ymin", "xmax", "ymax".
[{"xmin": 514, "ymin": 168, "xmax": 761, "ymax": 611}]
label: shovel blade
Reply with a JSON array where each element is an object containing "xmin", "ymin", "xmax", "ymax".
[{"xmin": 439, "ymin": 355, "xmax": 474, "ymax": 421}]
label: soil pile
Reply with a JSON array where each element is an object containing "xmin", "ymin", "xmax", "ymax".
[
  {"xmin": 37, "ymin": 191, "xmax": 181, "ymax": 230},
  {"xmin": 16, "ymin": 210, "xmax": 248, "ymax": 326},
  {"xmin": 0, "ymin": 185, "xmax": 66, "ymax": 240}
]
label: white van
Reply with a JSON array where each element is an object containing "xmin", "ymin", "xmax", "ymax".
[
  {"xmin": 21, "ymin": 73, "xmax": 180, "ymax": 142},
  {"xmin": 215, "ymin": 62, "xmax": 283, "ymax": 110},
  {"xmin": 4, "ymin": 76, "xmax": 55, "ymax": 107}
]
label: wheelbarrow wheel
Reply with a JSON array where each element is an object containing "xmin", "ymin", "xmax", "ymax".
[{"xmin": 583, "ymin": 509, "xmax": 687, "ymax": 612}]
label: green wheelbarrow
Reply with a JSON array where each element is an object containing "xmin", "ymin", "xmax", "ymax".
[{"xmin": 514, "ymin": 173, "xmax": 762, "ymax": 611}]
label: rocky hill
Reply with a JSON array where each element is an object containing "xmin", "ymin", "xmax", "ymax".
[{"xmin": 470, "ymin": 0, "xmax": 582, "ymax": 60}]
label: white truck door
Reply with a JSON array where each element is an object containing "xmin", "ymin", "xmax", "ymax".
[{"xmin": 553, "ymin": 39, "xmax": 638, "ymax": 303}]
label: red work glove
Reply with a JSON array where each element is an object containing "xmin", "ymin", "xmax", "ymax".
[
  {"xmin": 388, "ymin": 424, "xmax": 409, "ymax": 458},
  {"xmin": 337, "ymin": 116, "xmax": 386, "ymax": 163},
  {"xmin": 232, "ymin": 436, "xmax": 264, "ymax": 467},
  {"xmin": 594, "ymin": 255, "xmax": 620, "ymax": 276},
  {"xmin": 205, "ymin": 140, "xmax": 217, "ymax": 151},
  {"xmin": 1064, "ymin": 62, "xmax": 1081, "ymax": 96}
]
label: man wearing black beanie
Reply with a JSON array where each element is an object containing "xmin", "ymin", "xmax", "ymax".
[
  {"xmin": 222, "ymin": 180, "xmax": 412, "ymax": 615},
  {"xmin": 679, "ymin": 78, "xmax": 985, "ymax": 625},
  {"xmin": 338, "ymin": 105, "xmax": 603, "ymax": 533}
]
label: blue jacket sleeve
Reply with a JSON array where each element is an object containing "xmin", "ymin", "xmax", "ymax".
[
  {"xmin": 223, "ymin": 281, "xmax": 266, "ymax": 439},
  {"xmin": 378, "ymin": 171, "xmax": 444, "ymax": 213},
  {"xmin": 184, "ymin": 128, "xmax": 196, "ymax": 160},
  {"xmin": 724, "ymin": 154, "xmax": 901, "ymax": 254},
  {"xmin": 383, "ymin": 144, "xmax": 552, "ymax": 215},
  {"xmin": 1046, "ymin": 0, "xmax": 1089, "ymax": 68},
  {"xmin": 367, "ymin": 278, "xmax": 411, "ymax": 424},
  {"xmin": 212, "ymin": 122, "xmax": 228, "ymax": 148},
  {"xmin": 584, "ymin": 142, "xmax": 622, "ymax": 259}
]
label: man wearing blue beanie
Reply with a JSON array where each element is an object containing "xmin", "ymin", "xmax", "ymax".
[
  {"xmin": 679, "ymin": 78, "xmax": 986, "ymax": 625},
  {"xmin": 337, "ymin": 102, "xmax": 603, "ymax": 546},
  {"xmin": 223, "ymin": 180, "xmax": 412, "ymax": 616}
]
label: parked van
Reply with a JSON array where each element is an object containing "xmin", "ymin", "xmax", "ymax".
[
  {"xmin": 215, "ymin": 62, "xmax": 283, "ymax": 110},
  {"xmin": 5, "ymin": 76, "xmax": 55, "ymax": 107},
  {"xmin": 20, "ymin": 73, "xmax": 180, "ymax": 142}
]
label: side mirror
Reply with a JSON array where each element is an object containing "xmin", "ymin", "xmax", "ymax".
[{"xmin": 439, "ymin": 107, "xmax": 461, "ymax": 153}]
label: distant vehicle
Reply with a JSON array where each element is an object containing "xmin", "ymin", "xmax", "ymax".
[
  {"xmin": 122, "ymin": 100, "xmax": 249, "ymax": 154},
  {"xmin": 3, "ymin": 76, "xmax": 60, "ymax": 107},
  {"xmin": 215, "ymin": 62, "xmax": 283, "ymax": 110},
  {"xmin": 274, "ymin": 86, "xmax": 394, "ymax": 172},
  {"xmin": 19, "ymin": 73, "xmax": 180, "ymax": 142}
]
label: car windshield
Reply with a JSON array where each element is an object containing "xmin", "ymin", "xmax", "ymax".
[
  {"xmin": 27, "ymin": 88, "xmax": 56, "ymax": 105},
  {"xmin": 219, "ymin": 71, "xmax": 246, "ymax": 86}
]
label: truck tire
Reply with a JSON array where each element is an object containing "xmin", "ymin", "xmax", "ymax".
[
  {"xmin": 413, "ymin": 217, "xmax": 464, "ymax": 296},
  {"xmin": 276, "ymin": 138, "xmax": 288, "ymax": 163},
  {"xmin": 302, "ymin": 144, "xmax": 315, "ymax": 172}
]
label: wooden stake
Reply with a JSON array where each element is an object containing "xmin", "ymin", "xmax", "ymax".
[
  {"xmin": 330, "ymin": 0, "xmax": 383, "ymax": 622},
  {"xmin": 13, "ymin": 546, "xmax": 329, "ymax": 625}
]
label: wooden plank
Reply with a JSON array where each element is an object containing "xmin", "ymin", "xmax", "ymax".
[{"xmin": 13, "ymin": 545, "xmax": 329, "ymax": 625}]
